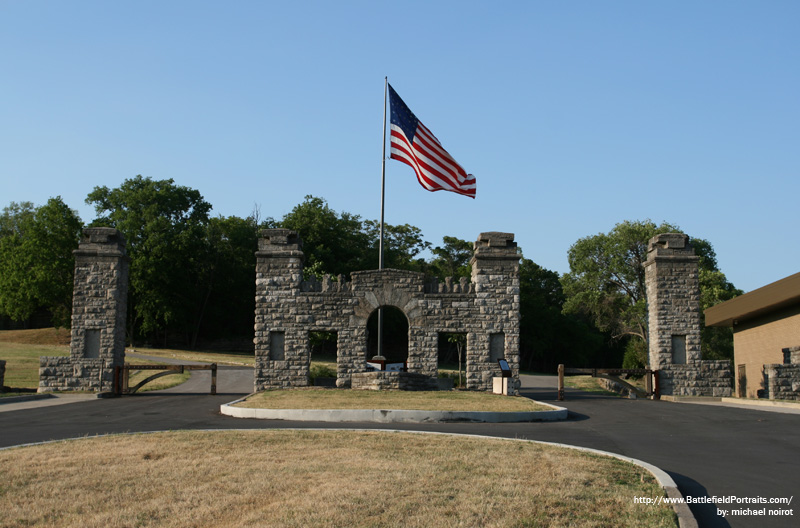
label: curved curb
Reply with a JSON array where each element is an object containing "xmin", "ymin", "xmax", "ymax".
[
  {"xmin": 219, "ymin": 398, "xmax": 568, "ymax": 423},
  {"xmin": 0, "ymin": 428, "xmax": 694, "ymax": 527}
]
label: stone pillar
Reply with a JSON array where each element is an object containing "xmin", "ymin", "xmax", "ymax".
[
  {"xmin": 39, "ymin": 227, "xmax": 129, "ymax": 392},
  {"xmin": 644, "ymin": 233, "xmax": 732, "ymax": 397},
  {"xmin": 254, "ymin": 229, "xmax": 306, "ymax": 390},
  {"xmin": 644, "ymin": 233, "xmax": 701, "ymax": 369},
  {"xmin": 468, "ymin": 232, "xmax": 521, "ymax": 392}
]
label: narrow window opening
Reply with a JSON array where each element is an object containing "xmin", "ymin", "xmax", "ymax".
[
  {"xmin": 489, "ymin": 333, "xmax": 505, "ymax": 363},
  {"xmin": 84, "ymin": 329, "xmax": 101, "ymax": 359},
  {"xmin": 270, "ymin": 331, "xmax": 285, "ymax": 361},
  {"xmin": 671, "ymin": 335, "xmax": 686, "ymax": 365}
]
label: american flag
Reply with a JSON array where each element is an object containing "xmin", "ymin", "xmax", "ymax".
[{"xmin": 388, "ymin": 84, "xmax": 476, "ymax": 198}]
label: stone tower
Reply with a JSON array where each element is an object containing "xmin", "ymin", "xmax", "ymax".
[
  {"xmin": 644, "ymin": 232, "xmax": 732, "ymax": 396},
  {"xmin": 468, "ymin": 232, "xmax": 521, "ymax": 391},
  {"xmin": 643, "ymin": 233, "xmax": 701, "ymax": 369},
  {"xmin": 39, "ymin": 227, "xmax": 129, "ymax": 392},
  {"xmin": 253, "ymin": 229, "xmax": 307, "ymax": 390}
]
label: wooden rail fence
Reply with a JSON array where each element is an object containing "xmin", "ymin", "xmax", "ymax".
[{"xmin": 114, "ymin": 364, "xmax": 217, "ymax": 395}]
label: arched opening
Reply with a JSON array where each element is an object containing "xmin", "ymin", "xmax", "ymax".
[{"xmin": 366, "ymin": 306, "xmax": 409, "ymax": 364}]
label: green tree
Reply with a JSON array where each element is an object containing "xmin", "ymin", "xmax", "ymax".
[
  {"xmin": 279, "ymin": 196, "xmax": 371, "ymax": 277},
  {"xmin": 518, "ymin": 258, "xmax": 606, "ymax": 371},
  {"xmin": 364, "ymin": 220, "xmax": 430, "ymax": 272},
  {"xmin": 427, "ymin": 236, "xmax": 472, "ymax": 280},
  {"xmin": 194, "ymin": 214, "xmax": 263, "ymax": 344},
  {"xmin": 0, "ymin": 198, "xmax": 82, "ymax": 327},
  {"xmin": 86, "ymin": 175, "xmax": 212, "ymax": 344}
]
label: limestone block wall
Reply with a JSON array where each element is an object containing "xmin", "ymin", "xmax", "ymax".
[
  {"xmin": 784, "ymin": 346, "xmax": 800, "ymax": 365},
  {"xmin": 39, "ymin": 228, "xmax": 129, "ymax": 393},
  {"xmin": 658, "ymin": 361, "xmax": 733, "ymax": 397},
  {"xmin": 254, "ymin": 230, "xmax": 520, "ymax": 393},
  {"xmin": 644, "ymin": 233, "xmax": 732, "ymax": 396},
  {"xmin": 351, "ymin": 371, "xmax": 440, "ymax": 391},
  {"xmin": 764, "ymin": 364, "xmax": 800, "ymax": 401}
]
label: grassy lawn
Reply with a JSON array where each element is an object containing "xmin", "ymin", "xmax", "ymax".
[
  {"xmin": 0, "ymin": 430, "xmax": 677, "ymax": 528},
  {"xmin": 128, "ymin": 347, "xmax": 255, "ymax": 366},
  {"xmin": 237, "ymin": 388, "xmax": 551, "ymax": 412},
  {"xmin": 0, "ymin": 342, "xmax": 69, "ymax": 393},
  {"xmin": 0, "ymin": 329, "xmax": 213, "ymax": 393}
]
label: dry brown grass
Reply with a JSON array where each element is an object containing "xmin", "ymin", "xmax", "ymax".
[
  {"xmin": 0, "ymin": 342, "xmax": 69, "ymax": 390},
  {"xmin": 0, "ymin": 327, "xmax": 71, "ymax": 345},
  {"xmin": 128, "ymin": 347, "xmax": 255, "ymax": 366},
  {"xmin": 564, "ymin": 376, "xmax": 619, "ymax": 395},
  {"xmin": 237, "ymin": 389, "xmax": 552, "ymax": 412},
  {"xmin": 0, "ymin": 430, "xmax": 676, "ymax": 528}
]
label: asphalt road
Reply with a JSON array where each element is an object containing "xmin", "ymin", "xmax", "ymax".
[{"xmin": 1, "ymin": 371, "xmax": 798, "ymax": 528}]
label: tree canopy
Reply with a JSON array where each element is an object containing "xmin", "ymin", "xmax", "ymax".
[
  {"xmin": 0, "ymin": 198, "xmax": 82, "ymax": 327},
  {"xmin": 2, "ymin": 181, "xmax": 742, "ymax": 369},
  {"xmin": 86, "ymin": 175, "xmax": 213, "ymax": 342}
]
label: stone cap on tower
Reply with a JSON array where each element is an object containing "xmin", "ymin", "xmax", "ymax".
[
  {"xmin": 471, "ymin": 232, "xmax": 518, "ymax": 263},
  {"xmin": 257, "ymin": 229, "xmax": 304, "ymax": 256},
  {"xmin": 74, "ymin": 227, "xmax": 127, "ymax": 257},
  {"xmin": 646, "ymin": 233, "xmax": 697, "ymax": 259}
]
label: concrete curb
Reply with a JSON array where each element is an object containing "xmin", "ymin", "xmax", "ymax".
[
  {"xmin": 220, "ymin": 398, "xmax": 568, "ymax": 423},
  {"xmin": 0, "ymin": 393, "xmax": 53, "ymax": 405},
  {"xmin": 0, "ymin": 428, "xmax": 694, "ymax": 526},
  {"xmin": 720, "ymin": 397, "xmax": 800, "ymax": 409}
]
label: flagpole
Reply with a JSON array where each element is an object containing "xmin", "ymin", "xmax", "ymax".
[{"xmin": 377, "ymin": 76, "xmax": 387, "ymax": 359}]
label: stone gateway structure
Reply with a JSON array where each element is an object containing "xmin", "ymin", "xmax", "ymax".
[
  {"xmin": 39, "ymin": 228, "xmax": 130, "ymax": 392},
  {"xmin": 254, "ymin": 229, "xmax": 521, "ymax": 393},
  {"xmin": 644, "ymin": 233, "xmax": 732, "ymax": 397},
  {"xmin": 42, "ymin": 227, "xmax": 739, "ymax": 399}
]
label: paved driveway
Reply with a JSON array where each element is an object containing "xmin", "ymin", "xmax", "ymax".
[{"xmin": 1, "ymin": 372, "xmax": 797, "ymax": 528}]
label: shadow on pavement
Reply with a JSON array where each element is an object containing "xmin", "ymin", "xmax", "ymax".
[{"xmin": 668, "ymin": 472, "xmax": 732, "ymax": 528}]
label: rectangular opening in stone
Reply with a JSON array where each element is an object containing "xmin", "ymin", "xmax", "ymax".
[
  {"xmin": 309, "ymin": 331, "xmax": 337, "ymax": 386},
  {"xmin": 269, "ymin": 331, "xmax": 285, "ymax": 361},
  {"xmin": 489, "ymin": 332, "xmax": 505, "ymax": 363},
  {"xmin": 437, "ymin": 332, "xmax": 467, "ymax": 388},
  {"xmin": 84, "ymin": 329, "xmax": 101, "ymax": 359},
  {"xmin": 671, "ymin": 335, "xmax": 686, "ymax": 365}
]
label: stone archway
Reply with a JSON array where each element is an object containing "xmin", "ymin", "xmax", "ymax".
[{"xmin": 366, "ymin": 306, "xmax": 409, "ymax": 364}]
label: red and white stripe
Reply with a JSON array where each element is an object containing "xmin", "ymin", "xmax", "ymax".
[{"xmin": 390, "ymin": 122, "xmax": 476, "ymax": 198}]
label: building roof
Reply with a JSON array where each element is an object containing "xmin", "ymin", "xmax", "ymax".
[{"xmin": 705, "ymin": 272, "xmax": 800, "ymax": 327}]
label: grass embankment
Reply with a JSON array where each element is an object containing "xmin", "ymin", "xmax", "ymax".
[
  {"xmin": 565, "ymin": 375, "xmax": 647, "ymax": 396},
  {"xmin": 238, "ymin": 388, "xmax": 551, "ymax": 412},
  {"xmin": 0, "ymin": 430, "xmax": 677, "ymax": 528},
  {"xmin": 564, "ymin": 375, "xmax": 620, "ymax": 396},
  {"xmin": 0, "ymin": 328, "xmax": 203, "ymax": 394}
]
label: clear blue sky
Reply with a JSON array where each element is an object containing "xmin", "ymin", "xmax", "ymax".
[{"xmin": 1, "ymin": 1, "xmax": 797, "ymax": 293}]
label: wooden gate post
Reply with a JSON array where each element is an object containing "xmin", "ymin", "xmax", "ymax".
[
  {"xmin": 653, "ymin": 370, "xmax": 660, "ymax": 400},
  {"xmin": 645, "ymin": 369, "xmax": 653, "ymax": 397},
  {"xmin": 557, "ymin": 364, "xmax": 565, "ymax": 401}
]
